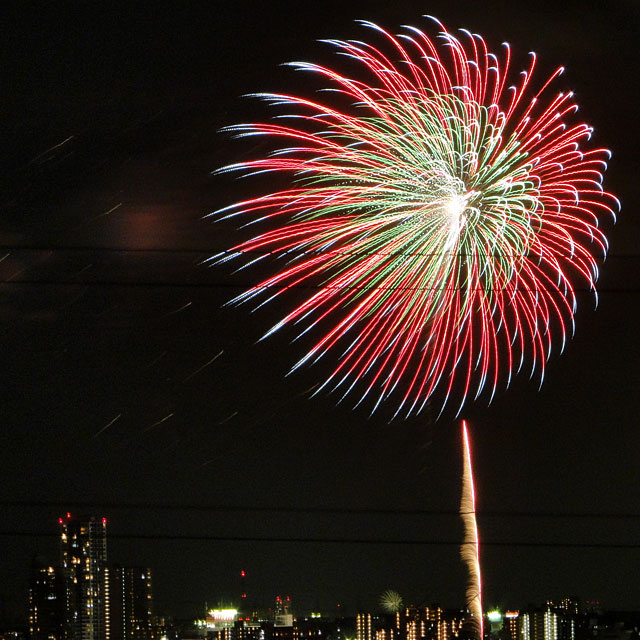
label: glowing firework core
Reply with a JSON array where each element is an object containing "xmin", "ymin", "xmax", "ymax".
[{"xmin": 443, "ymin": 193, "xmax": 468, "ymax": 248}]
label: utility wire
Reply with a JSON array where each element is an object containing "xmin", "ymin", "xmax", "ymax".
[
  {"xmin": 1, "ymin": 245, "xmax": 638, "ymax": 259},
  {"xmin": 2, "ymin": 500, "xmax": 638, "ymax": 520},
  {"xmin": 0, "ymin": 530, "xmax": 637, "ymax": 549},
  {"xmin": 0, "ymin": 279, "xmax": 636, "ymax": 293},
  {"xmin": 0, "ymin": 245, "xmax": 633, "ymax": 290}
]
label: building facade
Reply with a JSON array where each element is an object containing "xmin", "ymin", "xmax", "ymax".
[
  {"xmin": 107, "ymin": 566, "xmax": 154, "ymax": 640},
  {"xmin": 29, "ymin": 558, "xmax": 66, "ymax": 640},
  {"xmin": 357, "ymin": 613, "xmax": 373, "ymax": 640},
  {"xmin": 519, "ymin": 610, "xmax": 558, "ymax": 640},
  {"xmin": 59, "ymin": 514, "xmax": 109, "ymax": 640}
]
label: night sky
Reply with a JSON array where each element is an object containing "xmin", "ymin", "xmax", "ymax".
[{"xmin": 1, "ymin": 0, "xmax": 639, "ymax": 625}]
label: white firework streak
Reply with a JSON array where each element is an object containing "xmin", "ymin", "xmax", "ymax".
[{"xmin": 460, "ymin": 421, "xmax": 483, "ymax": 639}]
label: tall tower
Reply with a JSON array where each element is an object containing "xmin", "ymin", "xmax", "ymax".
[
  {"xmin": 357, "ymin": 613, "xmax": 373, "ymax": 640},
  {"xmin": 240, "ymin": 570, "xmax": 248, "ymax": 612},
  {"xmin": 59, "ymin": 513, "xmax": 108, "ymax": 640},
  {"xmin": 108, "ymin": 566, "xmax": 153, "ymax": 640},
  {"xmin": 29, "ymin": 556, "xmax": 66, "ymax": 640}
]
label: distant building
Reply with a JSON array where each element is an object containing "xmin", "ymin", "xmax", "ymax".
[
  {"xmin": 396, "ymin": 606, "xmax": 452, "ymax": 640},
  {"xmin": 357, "ymin": 614, "xmax": 372, "ymax": 640},
  {"xmin": 546, "ymin": 601, "xmax": 580, "ymax": 618},
  {"xmin": 28, "ymin": 515, "xmax": 156, "ymax": 640},
  {"xmin": 59, "ymin": 514, "xmax": 108, "ymax": 640},
  {"xmin": 273, "ymin": 597, "xmax": 295, "ymax": 640},
  {"xmin": 235, "ymin": 619, "xmax": 263, "ymax": 640},
  {"xmin": 107, "ymin": 566, "xmax": 153, "ymax": 640},
  {"xmin": 29, "ymin": 558, "xmax": 66, "ymax": 640},
  {"xmin": 205, "ymin": 609, "xmax": 238, "ymax": 629},
  {"xmin": 519, "ymin": 610, "xmax": 558, "ymax": 640},
  {"xmin": 501, "ymin": 612, "xmax": 519, "ymax": 640},
  {"xmin": 368, "ymin": 605, "xmax": 461, "ymax": 640}
]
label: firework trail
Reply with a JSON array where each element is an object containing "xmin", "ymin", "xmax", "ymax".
[
  {"xmin": 460, "ymin": 421, "xmax": 482, "ymax": 639},
  {"xmin": 212, "ymin": 17, "xmax": 618, "ymax": 417}
]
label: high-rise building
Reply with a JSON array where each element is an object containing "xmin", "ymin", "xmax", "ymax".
[
  {"xmin": 274, "ymin": 596, "xmax": 294, "ymax": 630},
  {"xmin": 59, "ymin": 514, "xmax": 108, "ymax": 640},
  {"xmin": 357, "ymin": 613, "xmax": 372, "ymax": 640},
  {"xmin": 546, "ymin": 600, "xmax": 579, "ymax": 617},
  {"xmin": 29, "ymin": 557, "xmax": 66, "ymax": 640},
  {"xmin": 31, "ymin": 514, "xmax": 155, "ymax": 640},
  {"xmin": 501, "ymin": 612, "xmax": 519, "ymax": 640},
  {"xmin": 393, "ymin": 606, "xmax": 447, "ymax": 640},
  {"xmin": 545, "ymin": 600, "xmax": 577, "ymax": 640},
  {"xmin": 519, "ymin": 610, "xmax": 558, "ymax": 640},
  {"xmin": 107, "ymin": 566, "xmax": 154, "ymax": 640}
]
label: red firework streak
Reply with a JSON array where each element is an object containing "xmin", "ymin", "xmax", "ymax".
[{"xmin": 212, "ymin": 17, "xmax": 619, "ymax": 418}]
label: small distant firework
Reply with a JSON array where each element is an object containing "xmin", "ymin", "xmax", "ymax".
[
  {"xmin": 380, "ymin": 589, "xmax": 403, "ymax": 614},
  {"xmin": 213, "ymin": 17, "xmax": 618, "ymax": 417},
  {"xmin": 460, "ymin": 421, "xmax": 483, "ymax": 639}
]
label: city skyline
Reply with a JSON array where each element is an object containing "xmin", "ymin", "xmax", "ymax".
[
  {"xmin": 25, "ymin": 514, "xmax": 635, "ymax": 622},
  {"xmin": 1, "ymin": 0, "xmax": 639, "ymax": 629},
  {"xmin": 25, "ymin": 519, "xmax": 639, "ymax": 640},
  {"xmin": 12, "ymin": 510, "xmax": 637, "ymax": 622},
  {"xmin": 29, "ymin": 513, "xmax": 154, "ymax": 639}
]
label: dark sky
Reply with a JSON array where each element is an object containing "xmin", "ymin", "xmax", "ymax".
[{"xmin": 1, "ymin": 0, "xmax": 639, "ymax": 624}]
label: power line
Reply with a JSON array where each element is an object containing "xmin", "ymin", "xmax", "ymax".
[
  {"xmin": 1, "ymin": 279, "xmax": 636, "ymax": 293},
  {"xmin": 2, "ymin": 500, "xmax": 638, "ymax": 520},
  {"xmin": 2, "ymin": 244, "xmax": 637, "ymax": 259},
  {"xmin": 1, "ymin": 244, "xmax": 633, "ymax": 291},
  {"xmin": 0, "ymin": 530, "xmax": 637, "ymax": 549}
]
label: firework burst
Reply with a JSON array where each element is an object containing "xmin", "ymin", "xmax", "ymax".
[
  {"xmin": 212, "ymin": 17, "xmax": 618, "ymax": 418},
  {"xmin": 380, "ymin": 589, "xmax": 403, "ymax": 614}
]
